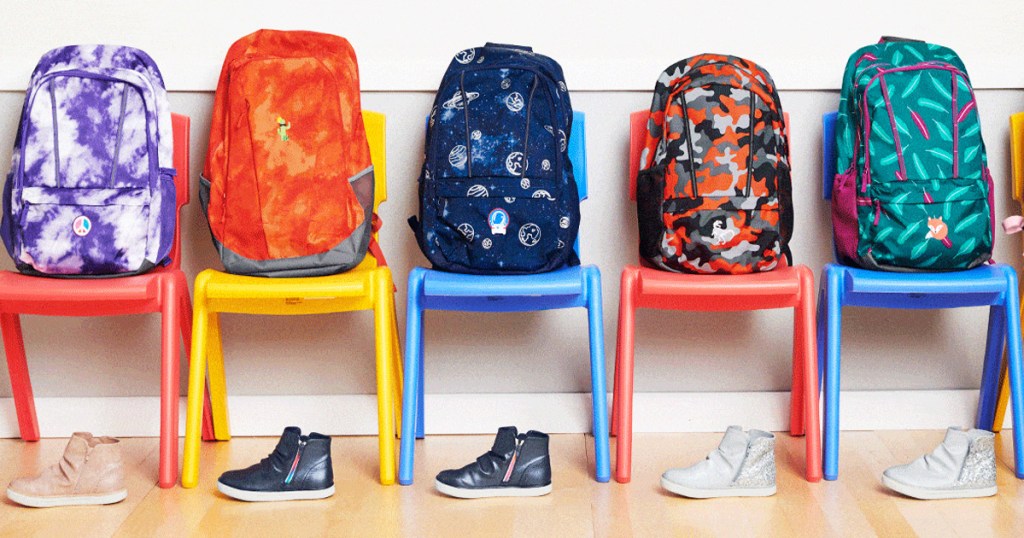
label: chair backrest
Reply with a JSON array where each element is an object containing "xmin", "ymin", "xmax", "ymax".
[
  {"xmin": 1011, "ymin": 112, "xmax": 1024, "ymax": 205},
  {"xmin": 352, "ymin": 110, "xmax": 387, "ymax": 271},
  {"xmin": 822, "ymin": 112, "xmax": 838, "ymax": 201},
  {"xmin": 168, "ymin": 113, "xmax": 190, "ymax": 269},
  {"xmin": 569, "ymin": 111, "xmax": 588, "ymax": 202},
  {"xmin": 627, "ymin": 110, "xmax": 648, "ymax": 202},
  {"xmin": 569, "ymin": 111, "xmax": 587, "ymax": 256},
  {"xmin": 364, "ymin": 111, "xmax": 387, "ymax": 212}
]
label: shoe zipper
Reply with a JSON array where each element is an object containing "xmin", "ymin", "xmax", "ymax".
[
  {"xmin": 285, "ymin": 439, "xmax": 306, "ymax": 485},
  {"xmin": 502, "ymin": 438, "xmax": 524, "ymax": 483}
]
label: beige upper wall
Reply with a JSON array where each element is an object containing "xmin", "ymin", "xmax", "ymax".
[{"xmin": 2, "ymin": 1, "xmax": 1024, "ymax": 91}]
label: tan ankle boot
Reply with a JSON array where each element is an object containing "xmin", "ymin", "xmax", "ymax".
[{"xmin": 6, "ymin": 432, "xmax": 128, "ymax": 507}]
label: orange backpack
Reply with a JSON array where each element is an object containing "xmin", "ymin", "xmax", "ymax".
[{"xmin": 201, "ymin": 30, "xmax": 376, "ymax": 277}]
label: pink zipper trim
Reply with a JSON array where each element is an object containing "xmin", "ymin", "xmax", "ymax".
[
  {"xmin": 956, "ymin": 100, "xmax": 976, "ymax": 123},
  {"xmin": 855, "ymin": 53, "xmax": 878, "ymax": 67},
  {"xmin": 877, "ymin": 75, "xmax": 907, "ymax": 181},
  {"xmin": 952, "ymin": 73, "xmax": 959, "ymax": 178},
  {"xmin": 860, "ymin": 86, "xmax": 874, "ymax": 193},
  {"xmin": 859, "ymin": 63, "xmax": 971, "ymax": 186}
]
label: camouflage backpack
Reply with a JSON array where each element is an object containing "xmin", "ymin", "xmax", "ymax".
[
  {"xmin": 636, "ymin": 54, "xmax": 792, "ymax": 274},
  {"xmin": 832, "ymin": 38, "xmax": 993, "ymax": 271}
]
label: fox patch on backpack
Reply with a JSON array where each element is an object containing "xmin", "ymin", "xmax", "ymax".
[
  {"xmin": 832, "ymin": 38, "xmax": 994, "ymax": 271},
  {"xmin": 2, "ymin": 45, "xmax": 176, "ymax": 277},
  {"xmin": 201, "ymin": 30, "xmax": 376, "ymax": 278},
  {"xmin": 410, "ymin": 43, "xmax": 580, "ymax": 274},
  {"xmin": 636, "ymin": 54, "xmax": 793, "ymax": 274}
]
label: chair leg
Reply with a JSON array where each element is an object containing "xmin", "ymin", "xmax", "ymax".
[
  {"xmin": 993, "ymin": 366, "xmax": 1010, "ymax": 433},
  {"xmin": 373, "ymin": 268, "xmax": 397, "ymax": 485},
  {"xmin": 390, "ymin": 294, "xmax": 403, "ymax": 438},
  {"xmin": 990, "ymin": 297, "xmax": 1021, "ymax": 433},
  {"xmin": 611, "ymin": 288, "xmax": 624, "ymax": 439},
  {"xmin": 399, "ymin": 269, "xmax": 426, "ymax": 485},
  {"xmin": 790, "ymin": 305, "xmax": 805, "ymax": 437},
  {"xmin": 158, "ymin": 276, "xmax": 181, "ymax": 489},
  {"xmin": 416, "ymin": 342, "xmax": 425, "ymax": 440},
  {"xmin": 206, "ymin": 312, "xmax": 230, "ymax": 440},
  {"xmin": 614, "ymin": 267, "xmax": 638, "ymax": 484},
  {"xmin": 181, "ymin": 290, "xmax": 211, "ymax": 489},
  {"xmin": 823, "ymin": 266, "xmax": 843, "ymax": 481},
  {"xmin": 976, "ymin": 305, "xmax": 1006, "ymax": 431},
  {"xmin": 584, "ymin": 266, "xmax": 610, "ymax": 483},
  {"xmin": 1, "ymin": 313, "xmax": 38, "ymax": 441},
  {"xmin": 816, "ymin": 285, "xmax": 826, "ymax": 396},
  {"xmin": 795, "ymin": 266, "xmax": 822, "ymax": 482},
  {"xmin": 178, "ymin": 284, "xmax": 215, "ymax": 442},
  {"xmin": 999, "ymin": 267, "xmax": 1024, "ymax": 478}
]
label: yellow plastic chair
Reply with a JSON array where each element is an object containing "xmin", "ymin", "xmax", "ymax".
[
  {"xmin": 181, "ymin": 111, "xmax": 402, "ymax": 486},
  {"xmin": 995, "ymin": 112, "xmax": 1024, "ymax": 431}
]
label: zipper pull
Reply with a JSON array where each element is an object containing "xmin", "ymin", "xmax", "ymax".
[
  {"xmin": 861, "ymin": 170, "xmax": 870, "ymax": 194},
  {"xmin": 873, "ymin": 199, "xmax": 881, "ymax": 226}
]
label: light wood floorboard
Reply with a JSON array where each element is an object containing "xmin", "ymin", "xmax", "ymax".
[{"xmin": 0, "ymin": 431, "xmax": 1020, "ymax": 537}]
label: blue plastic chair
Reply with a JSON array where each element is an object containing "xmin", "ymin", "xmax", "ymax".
[
  {"xmin": 398, "ymin": 112, "xmax": 610, "ymax": 484},
  {"xmin": 819, "ymin": 111, "xmax": 1024, "ymax": 480}
]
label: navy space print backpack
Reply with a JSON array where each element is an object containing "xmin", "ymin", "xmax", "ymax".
[{"xmin": 409, "ymin": 43, "xmax": 580, "ymax": 274}]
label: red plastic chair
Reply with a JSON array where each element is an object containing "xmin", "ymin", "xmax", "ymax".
[
  {"xmin": 0, "ymin": 114, "xmax": 214, "ymax": 488},
  {"xmin": 612, "ymin": 110, "xmax": 822, "ymax": 483}
]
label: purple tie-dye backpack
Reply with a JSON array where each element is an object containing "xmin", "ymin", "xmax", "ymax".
[{"xmin": 1, "ymin": 45, "xmax": 175, "ymax": 277}]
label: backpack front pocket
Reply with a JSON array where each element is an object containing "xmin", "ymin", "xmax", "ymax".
[
  {"xmin": 429, "ymin": 178, "xmax": 573, "ymax": 272},
  {"xmin": 865, "ymin": 177, "xmax": 991, "ymax": 270},
  {"xmin": 17, "ymin": 187, "xmax": 151, "ymax": 275},
  {"xmin": 662, "ymin": 196, "xmax": 781, "ymax": 274}
]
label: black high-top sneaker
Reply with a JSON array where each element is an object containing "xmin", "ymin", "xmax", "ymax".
[
  {"xmin": 435, "ymin": 426, "xmax": 552, "ymax": 498},
  {"xmin": 216, "ymin": 427, "xmax": 334, "ymax": 502}
]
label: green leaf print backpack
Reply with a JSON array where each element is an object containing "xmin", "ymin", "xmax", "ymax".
[{"xmin": 832, "ymin": 37, "xmax": 994, "ymax": 271}]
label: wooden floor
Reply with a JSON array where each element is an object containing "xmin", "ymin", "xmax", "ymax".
[{"xmin": 0, "ymin": 431, "xmax": 1021, "ymax": 537}]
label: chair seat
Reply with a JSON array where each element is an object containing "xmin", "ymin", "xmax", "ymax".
[
  {"xmin": 626, "ymin": 265, "xmax": 812, "ymax": 312},
  {"xmin": 199, "ymin": 267, "xmax": 378, "ymax": 301},
  {"xmin": 835, "ymin": 263, "xmax": 1013, "ymax": 295},
  {"xmin": 0, "ymin": 266, "xmax": 182, "ymax": 316},
  {"xmin": 422, "ymin": 266, "xmax": 587, "ymax": 297},
  {"xmin": 635, "ymin": 265, "xmax": 806, "ymax": 297}
]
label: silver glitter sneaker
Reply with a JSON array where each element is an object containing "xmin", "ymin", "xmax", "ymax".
[
  {"xmin": 661, "ymin": 426, "xmax": 776, "ymax": 498},
  {"xmin": 882, "ymin": 427, "xmax": 996, "ymax": 500}
]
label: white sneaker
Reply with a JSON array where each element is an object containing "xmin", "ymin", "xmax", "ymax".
[
  {"xmin": 882, "ymin": 427, "xmax": 996, "ymax": 500},
  {"xmin": 661, "ymin": 426, "xmax": 776, "ymax": 498}
]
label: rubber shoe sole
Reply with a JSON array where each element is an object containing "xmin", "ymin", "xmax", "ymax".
[
  {"xmin": 881, "ymin": 475, "xmax": 997, "ymax": 500},
  {"xmin": 6, "ymin": 487, "xmax": 127, "ymax": 508},
  {"xmin": 434, "ymin": 479, "xmax": 552, "ymax": 498},
  {"xmin": 216, "ymin": 481, "xmax": 335, "ymax": 502},
  {"xmin": 660, "ymin": 477, "xmax": 776, "ymax": 498}
]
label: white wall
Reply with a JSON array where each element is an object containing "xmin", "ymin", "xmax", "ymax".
[
  {"xmin": 3, "ymin": 0, "xmax": 1024, "ymax": 91},
  {"xmin": 0, "ymin": 2, "xmax": 1022, "ymax": 434}
]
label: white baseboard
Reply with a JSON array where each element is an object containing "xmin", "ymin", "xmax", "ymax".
[{"xmin": 0, "ymin": 390, "xmax": 1012, "ymax": 438}]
